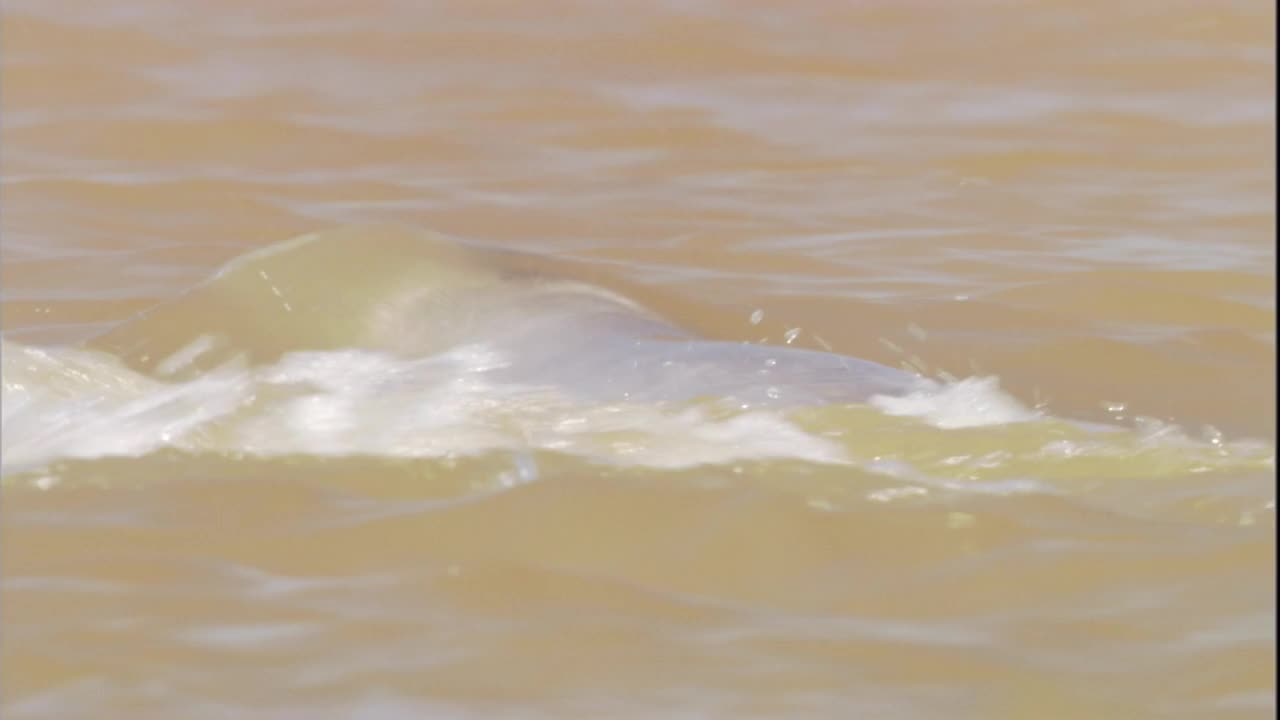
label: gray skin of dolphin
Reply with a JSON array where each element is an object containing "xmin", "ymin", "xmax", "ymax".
[{"xmin": 395, "ymin": 280, "xmax": 925, "ymax": 406}]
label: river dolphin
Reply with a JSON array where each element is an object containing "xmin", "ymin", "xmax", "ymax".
[{"xmin": 87, "ymin": 225, "xmax": 926, "ymax": 407}]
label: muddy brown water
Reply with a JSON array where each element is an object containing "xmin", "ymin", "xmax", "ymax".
[{"xmin": 2, "ymin": 1, "xmax": 1274, "ymax": 718}]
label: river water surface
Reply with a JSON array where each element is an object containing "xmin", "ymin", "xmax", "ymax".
[{"xmin": 1, "ymin": 1, "xmax": 1275, "ymax": 718}]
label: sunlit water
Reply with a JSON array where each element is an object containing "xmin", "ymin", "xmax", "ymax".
[{"xmin": 2, "ymin": 1, "xmax": 1275, "ymax": 718}]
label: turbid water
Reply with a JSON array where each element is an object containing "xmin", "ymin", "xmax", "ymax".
[{"xmin": 2, "ymin": 1, "xmax": 1275, "ymax": 718}]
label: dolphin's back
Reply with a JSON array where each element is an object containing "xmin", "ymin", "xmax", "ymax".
[{"xmin": 87, "ymin": 225, "xmax": 920, "ymax": 405}]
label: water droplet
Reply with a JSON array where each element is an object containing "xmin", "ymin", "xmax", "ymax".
[
  {"xmin": 878, "ymin": 338, "xmax": 903, "ymax": 354},
  {"xmin": 764, "ymin": 358, "xmax": 777, "ymax": 368},
  {"xmin": 765, "ymin": 386, "xmax": 781, "ymax": 400},
  {"xmin": 807, "ymin": 497, "xmax": 837, "ymax": 512},
  {"xmin": 784, "ymin": 328, "xmax": 801, "ymax": 345},
  {"xmin": 749, "ymin": 309, "xmax": 764, "ymax": 325},
  {"xmin": 513, "ymin": 453, "xmax": 539, "ymax": 482},
  {"xmin": 866, "ymin": 486, "xmax": 929, "ymax": 503},
  {"xmin": 1202, "ymin": 424, "xmax": 1224, "ymax": 446}
]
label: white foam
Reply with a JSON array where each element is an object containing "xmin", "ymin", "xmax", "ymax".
[
  {"xmin": 868, "ymin": 376, "xmax": 1041, "ymax": 429},
  {"xmin": 2, "ymin": 342, "xmax": 251, "ymax": 473},
  {"xmin": 4, "ymin": 341, "xmax": 1267, "ymax": 483},
  {"xmin": 1, "ymin": 341, "xmax": 849, "ymax": 473}
]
